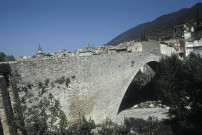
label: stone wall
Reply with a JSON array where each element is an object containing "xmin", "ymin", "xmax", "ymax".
[{"xmin": 8, "ymin": 52, "xmax": 161, "ymax": 124}]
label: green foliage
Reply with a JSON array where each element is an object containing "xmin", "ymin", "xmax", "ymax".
[
  {"xmin": 0, "ymin": 52, "xmax": 6, "ymax": 62},
  {"xmin": 58, "ymin": 111, "xmax": 69, "ymax": 134},
  {"xmin": 45, "ymin": 78, "xmax": 49, "ymax": 86},
  {"xmin": 97, "ymin": 119, "xmax": 126, "ymax": 135},
  {"xmin": 72, "ymin": 75, "xmax": 76, "ymax": 79},
  {"xmin": 0, "ymin": 63, "xmax": 11, "ymax": 86},
  {"xmin": 51, "ymin": 82, "xmax": 55, "ymax": 87},
  {"xmin": 55, "ymin": 100, "xmax": 60, "ymax": 110},
  {"xmin": 20, "ymin": 96, "xmax": 69, "ymax": 135},
  {"xmin": 65, "ymin": 78, "xmax": 71, "ymax": 88},
  {"xmin": 27, "ymin": 83, "xmax": 32, "ymax": 89},
  {"xmin": 38, "ymin": 81, "xmax": 43, "ymax": 89},
  {"xmin": 0, "ymin": 52, "xmax": 15, "ymax": 62},
  {"xmin": 123, "ymin": 117, "xmax": 172, "ymax": 135},
  {"xmin": 131, "ymin": 61, "xmax": 135, "ymax": 67},
  {"xmin": 155, "ymin": 53, "xmax": 202, "ymax": 135},
  {"xmin": 48, "ymin": 93, "xmax": 54, "ymax": 100},
  {"xmin": 55, "ymin": 76, "xmax": 66, "ymax": 84},
  {"xmin": 78, "ymin": 117, "xmax": 96, "ymax": 135},
  {"xmin": 37, "ymin": 81, "xmax": 47, "ymax": 94},
  {"xmin": 13, "ymin": 101, "xmax": 27, "ymax": 135},
  {"xmin": 25, "ymin": 108, "xmax": 48, "ymax": 135},
  {"xmin": 6, "ymin": 55, "xmax": 16, "ymax": 61},
  {"xmin": 96, "ymin": 117, "xmax": 171, "ymax": 135},
  {"xmin": 55, "ymin": 76, "xmax": 71, "ymax": 87}
]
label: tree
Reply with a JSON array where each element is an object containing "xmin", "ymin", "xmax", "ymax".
[
  {"xmin": 197, "ymin": 9, "xmax": 200, "ymax": 26},
  {"xmin": 184, "ymin": 53, "xmax": 202, "ymax": 134},
  {"xmin": 0, "ymin": 63, "xmax": 11, "ymax": 86},
  {"xmin": 0, "ymin": 52, "xmax": 15, "ymax": 62},
  {"xmin": 155, "ymin": 53, "xmax": 202, "ymax": 135},
  {"xmin": 0, "ymin": 52, "xmax": 6, "ymax": 62},
  {"xmin": 6, "ymin": 55, "xmax": 16, "ymax": 61}
]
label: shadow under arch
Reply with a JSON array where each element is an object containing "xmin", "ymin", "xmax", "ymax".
[{"xmin": 117, "ymin": 61, "xmax": 159, "ymax": 114}]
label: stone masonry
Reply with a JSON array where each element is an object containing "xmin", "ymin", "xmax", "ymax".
[{"xmin": 8, "ymin": 51, "xmax": 161, "ymax": 124}]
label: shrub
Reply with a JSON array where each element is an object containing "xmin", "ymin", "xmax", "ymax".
[
  {"xmin": 48, "ymin": 93, "xmax": 54, "ymax": 100},
  {"xmin": 98, "ymin": 119, "xmax": 121, "ymax": 135},
  {"xmin": 27, "ymin": 83, "xmax": 32, "ymax": 89},
  {"xmin": 55, "ymin": 76, "xmax": 66, "ymax": 84},
  {"xmin": 45, "ymin": 78, "xmax": 50, "ymax": 86},
  {"xmin": 65, "ymin": 78, "xmax": 71, "ymax": 88},
  {"xmin": 38, "ymin": 81, "xmax": 43, "ymax": 89},
  {"xmin": 72, "ymin": 75, "xmax": 76, "ymax": 79},
  {"xmin": 51, "ymin": 82, "xmax": 55, "ymax": 87},
  {"xmin": 78, "ymin": 117, "xmax": 96, "ymax": 135}
]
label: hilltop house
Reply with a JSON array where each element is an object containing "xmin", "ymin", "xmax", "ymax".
[
  {"xmin": 186, "ymin": 38, "xmax": 202, "ymax": 57},
  {"xmin": 48, "ymin": 50, "xmax": 69, "ymax": 58},
  {"xmin": 127, "ymin": 42, "xmax": 142, "ymax": 53},
  {"xmin": 173, "ymin": 23, "xmax": 194, "ymax": 40},
  {"xmin": 142, "ymin": 40, "xmax": 176, "ymax": 56},
  {"xmin": 173, "ymin": 23, "xmax": 195, "ymax": 59}
]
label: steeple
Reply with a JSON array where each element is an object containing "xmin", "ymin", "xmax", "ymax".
[
  {"xmin": 87, "ymin": 41, "xmax": 92, "ymax": 48},
  {"xmin": 37, "ymin": 44, "xmax": 43, "ymax": 54},
  {"xmin": 36, "ymin": 44, "xmax": 45, "ymax": 58}
]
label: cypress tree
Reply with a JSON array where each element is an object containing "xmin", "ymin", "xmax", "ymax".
[{"xmin": 197, "ymin": 9, "xmax": 200, "ymax": 26}]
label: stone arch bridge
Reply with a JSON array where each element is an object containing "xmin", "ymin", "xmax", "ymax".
[{"xmin": 0, "ymin": 41, "xmax": 165, "ymax": 134}]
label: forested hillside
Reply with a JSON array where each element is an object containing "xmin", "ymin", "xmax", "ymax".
[{"xmin": 107, "ymin": 3, "xmax": 202, "ymax": 45}]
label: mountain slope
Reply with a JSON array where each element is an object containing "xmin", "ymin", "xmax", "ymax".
[{"xmin": 107, "ymin": 3, "xmax": 202, "ymax": 45}]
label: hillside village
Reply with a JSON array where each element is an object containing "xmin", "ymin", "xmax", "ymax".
[{"xmin": 16, "ymin": 20, "xmax": 202, "ymax": 61}]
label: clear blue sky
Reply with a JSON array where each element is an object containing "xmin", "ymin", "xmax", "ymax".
[{"xmin": 0, "ymin": 0, "xmax": 201, "ymax": 57}]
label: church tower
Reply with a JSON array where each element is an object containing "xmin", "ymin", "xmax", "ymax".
[
  {"xmin": 86, "ymin": 42, "xmax": 93, "ymax": 51},
  {"xmin": 37, "ymin": 44, "xmax": 43, "ymax": 54},
  {"xmin": 36, "ymin": 44, "xmax": 45, "ymax": 58}
]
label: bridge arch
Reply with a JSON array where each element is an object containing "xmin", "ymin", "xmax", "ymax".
[
  {"xmin": 117, "ymin": 60, "xmax": 158, "ymax": 114},
  {"xmin": 115, "ymin": 56, "xmax": 160, "ymax": 111},
  {"xmin": 90, "ymin": 54, "xmax": 162, "ymax": 123}
]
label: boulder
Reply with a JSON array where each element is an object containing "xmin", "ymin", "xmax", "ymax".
[{"xmin": 149, "ymin": 104, "xmax": 154, "ymax": 108}]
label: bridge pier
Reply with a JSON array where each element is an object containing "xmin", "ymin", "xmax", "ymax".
[{"xmin": 0, "ymin": 76, "xmax": 16, "ymax": 135}]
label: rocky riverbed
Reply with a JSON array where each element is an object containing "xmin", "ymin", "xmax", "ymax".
[{"xmin": 115, "ymin": 101, "xmax": 169, "ymax": 124}]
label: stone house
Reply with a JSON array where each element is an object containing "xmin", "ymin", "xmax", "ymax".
[
  {"xmin": 186, "ymin": 38, "xmax": 202, "ymax": 57},
  {"xmin": 142, "ymin": 40, "xmax": 176, "ymax": 56},
  {"xmin": 160, "ymin": 42, "xmax": 176, "ymax": 56},
  {"xmin": 16, "ymin": 56, "xmax": 33, "ymax": 61},
  {"xmin": 175, "ymin": 39, "xmax": 186, "ymax": 59},
  {"xmin": 127, "ymin": 42, "xmax": 142, "ymax": 53},
  {"xmin": 48, "ymin": 50, "xmax": 69, "ymax": 58},
  {"xmin": 107, "ymin": 46, "xmax": 117, "ymax": 54},
  {"xmin": 173, "ymin": 23, "xmax": 194, "ymax": 40}
]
